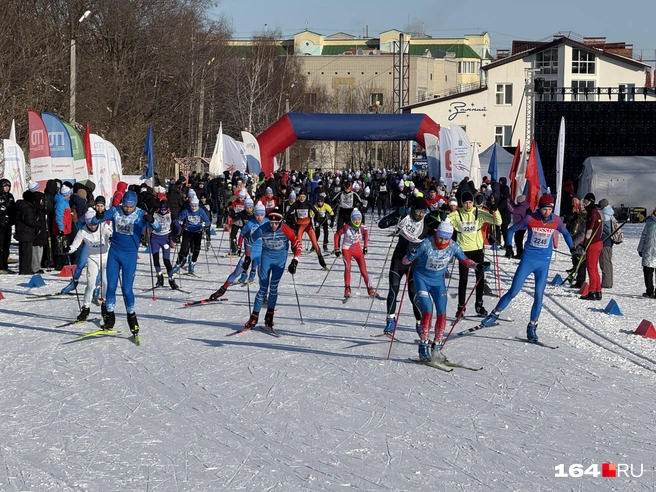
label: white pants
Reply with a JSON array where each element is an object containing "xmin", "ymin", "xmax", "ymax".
[{"xmin": 83, "ymin": 253, "xmax": 108, "ymax": 308}]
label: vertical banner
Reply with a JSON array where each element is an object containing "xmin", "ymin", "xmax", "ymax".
[
  {"xmin": 83, "ymin": 122, "xmax": 92, "ymax": 173},
  {"xmin": 469, "ymin": 142, "xmax": 482, "ymax": 189},
  {"xmin": 508, "ymin": 140, "xmax": 521, "ymax": 201},
  {"xmin": 554, "ymin": 117, "xmax": 565, "ymax": 216},
  {"xmin": 449, "ymin": 125, "xmax": 472, "ymax": 185},
  {"xmin": 9, "ymin": 119, "xmax": 16, "ymax": 142},
  {"xmin": 241, "ymin": 131, "xmax": 261, "ymax": 176},
  {"xmin": 2, "ymin": 139, "xmax": 27, "ymax": 197},
  {"xmin": 438, "ymin": 126, "xmax": 452, "ymax": 189},
  {"xmin": 90, "ymin": 134, "xmax": 111, "ymax": 203},
  {"xmin": 487, "ymin": 143, "xmax": 498, "ymax": 182},
  {"xmin": 105, "ymin": 140, "xmax": 123, "ymax": 196},
  {"xmin": 423, "ymin": 133, "xmax": 439, "ymax": 180},
  {"xmin": 140, "ymin": 123, "xmax": 154, "ymax": 180},
  {"xmin": 41, "ymin": 112, "xmax": 75, "ymax": 183},
  {"xmin": 62, "ymin": 121, "xmax": 88, "ymax": 182},
  {"xmin": 209, "ymin": 122, "xmax": 224, "ymax": 177},
  {"xmin": 27, "ymin": 110, "xmax": 52, "ymax": 185}
]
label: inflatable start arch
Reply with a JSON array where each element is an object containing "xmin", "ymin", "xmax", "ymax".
[{"xmin": 256, "ymin": 112, "xmax": 440, "ymax": 175}]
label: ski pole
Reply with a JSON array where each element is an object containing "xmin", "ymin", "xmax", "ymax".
[
  {"xmin": 439, "ymin": 273, "xmax": 483, "ymax": 349},
  {"xmin": 600, "ymin": 219, "xmax": 628, "ymax": 243},
  {"xmin": 246, "ymin": 277, "xmax": 251, "ymax": 313},
  {"xmin": 560, "ymin": 221, "xmax": 602, "ymax": 285},
  {"xmin": 362, "ymin": 231, "xmax": 397, "ymax": 329},
  {"xmin": 492, "ymin": 225, "xmax": 502, "ymax": 298},
  {"xmin": 291, "ymin": 273, "xmax": 304, "ymax": 325},
  {"xmin": 146, "ymin": 229, "xmax": 156, "ymax": 301},
  {"xmin": 66, "ymin": 254, "xmax": 82, "ymax": 311},
  {"xmin": 386, "ymin": 274, "xmax": 408, "ymax": 360},
  {"xmin": 316, "ymin": 254, "xmax": 339, "ymax": 294}
]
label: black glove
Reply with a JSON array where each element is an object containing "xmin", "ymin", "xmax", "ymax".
[
  {"xmin": 63, "ymin": 246, "xmax": 71, "ymax": 254},
  {"xmin": 288, "ymin": 258, "xmax": 298, "ymax": 275},
  {"xmin": 489, "ymin": 201, "xmax": 498, "ymax": 211},
  {"xmin": 242, "ymin": 256, "xmax": 251, "ymax": 271},
  {"xmin": 172, "ymin": 235, "xmax": 181, "ymax": 244},
  {"xmin": 95, "ymin": 210, "xmax": 104, "ymax": 220},
  {"xmin": 476, "ymin": 261, "xmax": 491, "ymax": 272},
  {"xmin": 330, "ymin": 220, "xmax": 335, "ymax": 228},
  {"xmin": 363, "ymin": 247, "xmax": 368, "ymax": 255},
  {"xmin": 143, "ymin": 213, "xmax": 154, "ymax": 223},
  {"xmin": 505, "ymin": 246, "xmax": 514, "ymax": 258},
  {"xmin": 333, "ymin": 249, "xmax": 341, "ymax": 257}
]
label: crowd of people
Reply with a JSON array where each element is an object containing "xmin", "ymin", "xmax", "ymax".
[{"xmin": 1, "ymin": 168, "xmax": 654, "ymax": 362}]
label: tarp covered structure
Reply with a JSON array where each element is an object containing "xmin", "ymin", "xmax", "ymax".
[
  {"xmin": 478, "ymin": 142, "xmax": 514, "ymax": 180},
  {"xmin": 578, "ymin": 156, "xmax": 656, "ymax": 210}
]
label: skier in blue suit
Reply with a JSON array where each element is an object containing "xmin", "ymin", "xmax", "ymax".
[{"xmin": 90, "ymin": 190, "xmax": 161, "ymax": 335}]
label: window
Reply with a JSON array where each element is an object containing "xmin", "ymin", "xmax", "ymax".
[
  {"xmin": 494, "ymin": 126, "xmax": 512, "ymax": 146},
  {"xmin": 536, "ymin": 80, "xmax": 558, "ymax": 101},
  {"xmin": 417, "ymin": 89, "xmax": 426, "ymax": 101},
  {"xmin": 619, "ymin": 83, "xmax": 636, "ymax": 102},
  {"xmin": 371, "ymin": 93, "xmax": 383, "ymax": 106},
  {"xmin": 572, "ymin": 49, "xmax": 596, "ymax": 74},
  {"xmin": 458, "ymin": 61, "xmax": 477, "ymax": 74},
  {"xmin": 495, "ymin": 84, "xmax": 513, "ymax": 105},
  {"xmin": 536, "ymin": 48, "xmax": 559, "ymax": 74},
  {"xmin": 571, "ymin": 80, "xmax": 596, "ymax": 101}
]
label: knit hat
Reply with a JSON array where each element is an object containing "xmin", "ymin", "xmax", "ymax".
[
  {"xmin": 398, "ymin": 181, "xmax": 405, "ymax": 189},
  {"xmin": 190, "ymin": 197, "xmax": 199, "ymax": 206},
  {"xmin": 413, "ymin": 197, "xmax": 428, "ymax": 211},
  {"xmin": 298, "ymin": 189, "xmax": 307, "ymax": 196},
  {"xmin": 60, "ymin": 185, "xmax": 73, "ymax": 196},
  {"xmin": 516, "ymin": 195, "xmax": 526, "ymax": 204},
  {"xmin": 95, "ymin": 195, "xmax": 106, "ymax": 205},
  {"xmin": 265, "ymin": 187, "xmax": 273, "ymax": 194},
  {"xmin": 188, "ymin": 189, "xmax": 197, "ymax": 198},
  {"xmin": 353, "ymin": 182, "xmax": 361, "ymax": 191},
  {"xmin": 461, "ymin": 191, "xmax": 474, "ymax": 203},
  {"xmin": 584, "ymin": 192, "xmax": 596, "ymax": 203},
  {"xmin": 289, "ymin": 192, "xmax": 296, "ymax": 199},
  {"xmin": 84, "ymin": 209, "xmax": 96, "ymax": 225},
  {"xmin": 254, "ymin": 203, "xmax": 266, "ymax": 215},
  {"xmin": 238, "ymin": 190, "xmax": 247, "ymax": 200},
  {"xmin": 449, "ymin": 198, "xmax": 458, "ymax": 206},
  {"xmin": 28, "ymin": 180, "xmax": 39, "ymax": 192},
  {"xmin": 244, "ymin": 198, "xmax": 254, "ymax": 207},
  {"xmin": 538, "ymin": 194, "xmax": 554, "ymax": 209},
  {"xmin": 317, "ymin": 193, "xmax": 326, "ymax": 202},
  {"xmin": 437, "ymin": 220, "xmax": 454, "ymax": 239},
  {"xmin": 598, "ymin": 198, "xmax": 609, "ymax": 209},
  {"xmin": 159, "ymin": 199, "xmax": 169, "ymax": 211},
  {"xmin": 122, "ymin": 190, "xmax": 138, "ymax": 206},
  {"xmin": 351, "ymin": 209, "xmax": 362, "ymax": 221},
  {"xmin": 364, "ymin": 186, "xmax": 370, "ymax": 196},
  {"xmin": 439, "ymin": 177, "xmax": 445, "ymax": 183},
  {"xmin": 77, "ymin": 188, "xmax": 87, "ymax": 200}
]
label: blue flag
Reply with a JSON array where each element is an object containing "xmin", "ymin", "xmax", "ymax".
[
  {"xmin": 140, "ymin": 123, "xmax": 154, "ymax": 180},
  {"xmin": 487, "ymin": 143, "xmax": 498, "ymax": 182}
]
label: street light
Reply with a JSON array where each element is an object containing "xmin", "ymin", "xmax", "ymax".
[{"xmin": 70, "ymin": 9, "xmax": 91, "ymax": 124}]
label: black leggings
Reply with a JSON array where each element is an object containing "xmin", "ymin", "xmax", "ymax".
[
  {"xmin": 386, "ymin": 255, "xmax": 421, "ymax": 321},
  {"xmin": 178, "ymin": 230, "xmax": 202, "ymax": 264},
  {"xmin": 458, "ymin": 249, "xmax": 485, "ymax": 306}
]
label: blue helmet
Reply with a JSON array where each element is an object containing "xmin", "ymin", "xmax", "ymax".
[{"xmin": 123, "ymin": 190, "xmax": 138, "ymax": 206}]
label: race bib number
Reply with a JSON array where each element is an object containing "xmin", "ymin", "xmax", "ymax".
[
  {"xmin": 296, "ymin": 209, "xmax": 309, "ymax": 219},
  {"xmin": 263, "ymin": 238, "xmax": 285, "ymax": 250},
  {"xmin": 266, "ymin": 199, "xmax": 275, "ymax": 209},
  {"xmin": 399, "ymin": 218, "xmax": 424, "ymax": 243},
  {"xmin": 379, "ymin": 185, "xmax": 387, "ymax": 193},
  {"xmin": 460, "ymin": 220, "xmax": 478, "ymax": 234},
  {"xmin": 114, "ymin": 214, "xmax": 135, "ymax": 236},
  {"xmin": 530, "ymin": 228, "xmax": 553, "ymax": 248},
  {"xmin": 318, "ymin": 211, "xmax": 326, "ymax": 218},
  {"xmin": 426, "ymin": 255, "xmax": 449, "ymax": 272},
  {"xmin": 340, "ymin": 194, "xmax": 354, "ymax": 208}
]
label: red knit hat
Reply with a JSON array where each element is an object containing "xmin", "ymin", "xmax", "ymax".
[{"xmin": 538, "ymin": 194, "xmax": 554, "ymax": 209}]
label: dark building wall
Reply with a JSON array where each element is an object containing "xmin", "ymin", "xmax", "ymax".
[{"xmin": 534, "ymin": 101, "xmax": 656, "ymax": 192}]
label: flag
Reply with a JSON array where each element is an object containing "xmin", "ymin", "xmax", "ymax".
[
  {"xmin": 63, "ymin": 121, "xmax": 88, "ymax": 182},
  {"xmin": 448, "ymin": 125, "xmax": 471, "ymax": 186},
  {"xmin": 423, "ymin": 133, "xmax": 439, "ymax": 180},
  {"xmin": 3, "ymin": 139, "xmax": 26, "ymax": 197},
  {"xmin": 209, "ymin": 122, "xmax": 224, "ymax": 176},
  {"xmin": 487, "ymin": 143, "xmax": 498, "ymax": 182},
  {"xmin": 27, "ymin": 109, "xmax": 52, "ymax": 185},
  {"xmin": 9, "ymin": 119, "xmax": 16, "ymax": 142},
  {"xmin": 83, "ymin": 122, "xmax": 92, "ymax": 173},
  {"xmin": 554, "ymin": 117, "xmax": 565, "ymax": 216},
  {"xmin": 469, "ymin": 142, "xmax": 482, "ymax": 188},
  {"xmin": 508, "ymin": 140, "xmax": 521, "ymax": 200},
  {"xmin": 90, "ymin": 134, "xmax": 111, "ymax": 202},
  {"xmin": 438, "ymin": 126, "xmax": 452, "ymax": 189},
  {"xmin": 41, "ymin": 112, "xmax": 75, "ymax": 183},
  {"xmin": 140, "ymin": 123, "xmax": 154, "ymax": 180},
  {"xmin": 514, "ymin": 144, "xmax": 528, "ymax": 201},
  {"xmin": 241, "ymin": 131, "xmax": 261, "ymax": 176},
  {"xmin": 525, "ymin": 139, "xmax": 549, "ymax": 211}
]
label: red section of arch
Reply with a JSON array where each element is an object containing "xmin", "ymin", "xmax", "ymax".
[
  {"xmin": 256, "ymin": 114, "xmax": 297, "ymax": 176},
  {"xmin": 414, "ymin": 116, "xmax": 441, "ymax": 149}
]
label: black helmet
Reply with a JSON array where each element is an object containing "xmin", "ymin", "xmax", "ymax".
[{"xmin": 0, "ymin": 178, "xmax": 10, "ymax": 189}]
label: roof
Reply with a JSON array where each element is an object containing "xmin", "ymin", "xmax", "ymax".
[
  {"xmin": 321, "ymin": 41, "xmax": 380, "ymax": 55},
  {"xmin": 484, "ymin": 36, "xmax": 647, "ymax": 71},
  {"xmin": 402, "ymin": 85, "xmax": 488, "ymax": 111},
  {"xmin": 408, "ymin": 44, "xmax": 480, "ymax": 58},
  {"xmin": 227, "ymin": 45, "xmax": 288, "ymax": 57}
]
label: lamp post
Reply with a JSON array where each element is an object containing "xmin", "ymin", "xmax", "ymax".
[{"xmin": 70, "ymin": 10, "xmax": 91, "ymax": 125}]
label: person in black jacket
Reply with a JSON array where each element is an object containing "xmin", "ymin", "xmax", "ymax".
[
  {"xmin": 32, "ymin": 191, "xmax": 48, "ymax": 274},
  {"xmin": 15, "ymin": 190, "xmax": 39, "ymax": 274},
  {"xmin": 166, "ymin": 182, "xmax": 185, "ymax": 221},
  {"xmin": 0, "ymin": 178, "xmax": 17, "ymax": 273},
  {"xmin": 42, "ymin": 179, "xmax": 60, "ymax": 269}
]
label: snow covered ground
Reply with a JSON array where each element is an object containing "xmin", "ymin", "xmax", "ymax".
[{"xmin": 1, "ymin": 219, "xmax": 656, "ymax": 491}]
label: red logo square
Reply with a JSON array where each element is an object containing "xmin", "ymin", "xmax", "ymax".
[{"xmin": 602, "ymin": 463, "xmax": 616, "ymax": 478}]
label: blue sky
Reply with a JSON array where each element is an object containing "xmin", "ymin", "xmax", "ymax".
[{"xmin": 212, "ymin": 0, "xmax": 655, "ymax": 62}]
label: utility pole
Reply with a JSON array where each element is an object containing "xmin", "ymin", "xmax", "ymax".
[
  {"xmin": 70, "ymin": 10, "xmax": 91, "ymax": 125},
  {"xmin": 524, "ymin": 68, "xmax": 540, "ymax": 151}
]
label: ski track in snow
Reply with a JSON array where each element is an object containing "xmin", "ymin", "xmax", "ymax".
[{"xmin": 1, "ymin": 220, "xmax": 656, "ymax": 490}]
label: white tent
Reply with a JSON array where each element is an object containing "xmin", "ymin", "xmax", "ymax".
[
  {"xmin": 478, "ymin": 142, "xmax": 514, "ymax": 180},
  {"xmin": 579, "ymin": 156, "xmax": 656, "ymax": 210}
]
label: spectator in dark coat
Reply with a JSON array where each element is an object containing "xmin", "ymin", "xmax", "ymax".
[
  {"xmin": 32, "ymin": 191, "xmax": 48, "ymax": 274},
  {"xmin": 166, "ymin": 182, "xmax": 185, "ymax": 221},
  {"xmin": 498, "ymin": 177, "xmax": 512, "ymax": 247},
  {"xmin": 15, "ymin": 190, "xmax": 38, "ymax": 274},
  {"xmin": 506, "ymin": 194, "xmax": 531, "ymax": 259}
]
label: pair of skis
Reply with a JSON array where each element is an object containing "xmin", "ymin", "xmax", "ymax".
[
  {"xmin": 455, "ymin": 321, "xmax": 559, "ymax": 349},
  {"xmin": 226, "ymin": 325, "xmax": 281, "ymax": 338},
  {"xmin": 58, "ymin": 318, "xmax": 140, "ymax": 345}
]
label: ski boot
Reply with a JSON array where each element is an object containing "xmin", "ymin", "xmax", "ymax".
[
  {"xmin": 595, "ymin": 291, "xmax": 603, "ymax": 300},
  {"xmin": 170, "ymin": 258, "xmax": 186, "ymax": 275},
  {"xmin": 264, "ymin": 308, "xmax": 275, "ymax": 328},
  {"xmin": 156, "ymin": 273, "xmax": 164, "ymax": 288},
  {"xmin": 247, "ymin": 274, "xmax": 256, "ymax": 284},
  {"xmin": 103, "ymin": 310, "xmax": 116, "ymax": 330},
  {"xmin": 475, "ymin": 300, "xmax": 488, "ymax": 316},
  {"xmin": 480, "ymin": 310, "xmax": 500, "ymax": 328},
  {"xmin": 101, "ymin": 302, "xmax": 108, "ymax": 326},
  {"xmin": 169, "ymin": 277, "xmax": 179, "ymax": 290},
  {"xmin": 188, "ymin": 262, "xmax": 196, "ymax": 274},
  {"xmin": 456, "ymin": 304, "xmax": 466, "ymax": 318},
  {"xmin": 61, "ymin": 279, "xmax": 78, "ymax": 294},
  {"xmin": 127, "ymin": 312, "xmax": 139, "ymax": 336},
  {"xmin": 77, "ymin": 306, "xmax": 90, "ymax": 322},
  {"xmin": 383, "ymin": 315, "xmax": 396, "ymax": 337},
  {"xmin": 344, "ymin": 286, "xmax": 351, "ymax": 298},
  {"xmin": 237, "ymin": 273, "xmax": 248, "ymax": 285},
  {"xmin": 210, "ymin": 285, "xmax": 226, "ymax": 300},
  {"xmin": 580, "ymin": 291, "xmax": 597, "ymax": 300},
  {"xmin": 527, "ymin": 321, "xmax": 539, "ymax": 342},
  {"xmin": 367, "ymin": 287, "xmax": 378, "ymax": 298},
  {"xmin": 244, "ymin": 312, "xmax": 259, "ymax": 329},
  {"xmin": 418, "ymin": 341, "xmax": 431, "ymax": 362}
]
